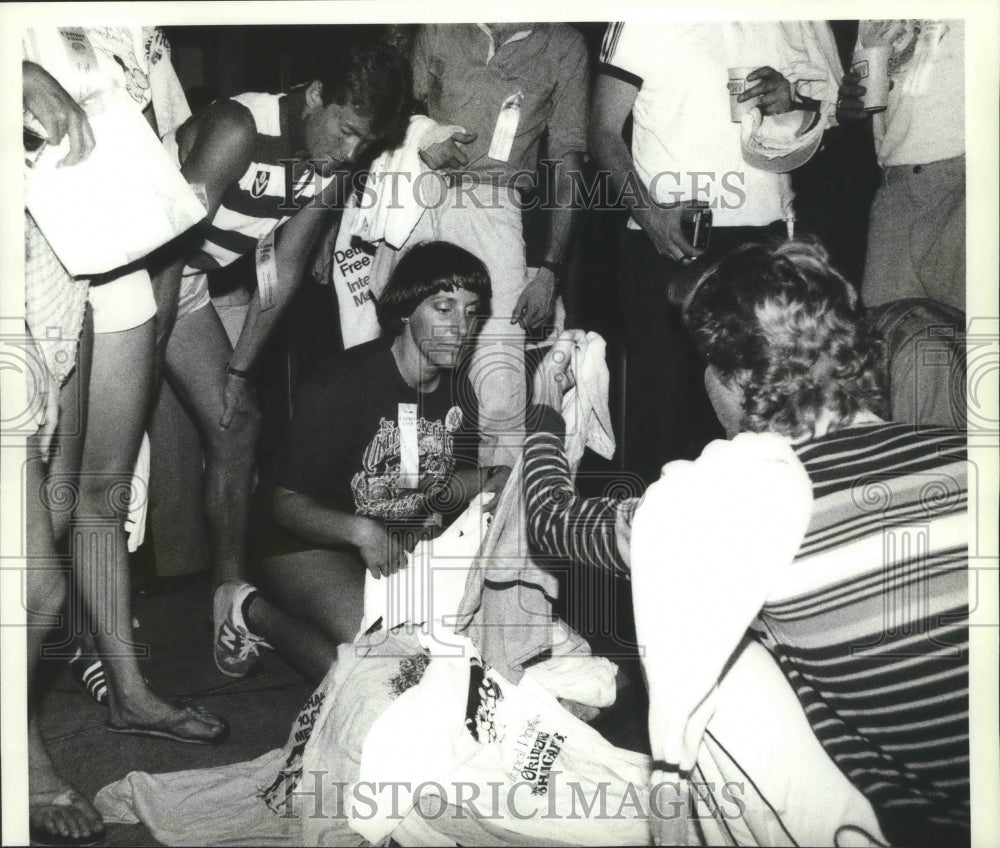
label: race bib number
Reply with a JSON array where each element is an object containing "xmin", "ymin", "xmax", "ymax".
[
  {"xmin": 256, "ymin": 231, "xmax": 277, "ymax": 311},
  {"xmin": 488, "ymin": 91, "xmax": 523, "ymax": 163},
  {"xmin": 398, "ymin": 403, "xmax": 419, "ymax": 488}
]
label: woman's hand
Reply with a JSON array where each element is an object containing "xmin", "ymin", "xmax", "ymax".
[
  {"xmin": 532, "ymin": 329, "xmax": 587, "ymax": 408},
  {"xmin": 356, "ymin": 518, "xmax": 407, "ymax": 579}
]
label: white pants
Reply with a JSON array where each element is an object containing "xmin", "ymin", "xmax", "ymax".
[{"xmin": 371, "ymin": 183, "xmax": 528, "ymax": 467}]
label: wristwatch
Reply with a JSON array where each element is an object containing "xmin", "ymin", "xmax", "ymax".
[{"xmin": 540, "ymin": 259, "xmax": 567, "ymax": 279}]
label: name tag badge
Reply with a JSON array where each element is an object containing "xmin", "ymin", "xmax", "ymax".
[
  {"xmin": 398, "ymin": 403, "xmax": 419, "ymax": 489},
  {"xmin": 256, "ymin": 231, "xmax": 277, "ymax": 311},
  {"xmin": 488, "ymin": 91, "xmax": 524, "ymax": 163}
]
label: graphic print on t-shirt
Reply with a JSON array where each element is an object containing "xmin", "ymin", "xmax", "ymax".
[
  {"xmin": 84, "ymin": 27, "xmax": 152, "ymax": 106},
  {"xmin": 860, "ymin": 20, "xmax": 951, "ymax": 95},
  {"xmin": 351, "ymin": 406, "xmax": 464, "ymax": 520}
]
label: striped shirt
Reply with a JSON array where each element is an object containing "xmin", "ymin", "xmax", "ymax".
[
  {"xmin": 195, "ymin": 92, "xmax": 329, "ymax": 269},
  {"xmin": 523, "ymin": 414, "xmax": 969, "ymax": 844},
  {"xmin": 523, "ymin": 406, "xmax": 635, "ymax": 576},
  {"xmin": 758, "ymin": 423, "xmax": 969, "ymax": 846}
]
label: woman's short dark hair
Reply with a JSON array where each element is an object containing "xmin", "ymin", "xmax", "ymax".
[
  {"xmin": 683, "ymin": 237, "xmax": 887, "ymax": 440},
  {"xmin": 316, "ymin": 36, "xmax": 412, "ymax": 148},
  {"xmin": 376, "ymin": 241, "xmax": 492, "ymax": 336}
]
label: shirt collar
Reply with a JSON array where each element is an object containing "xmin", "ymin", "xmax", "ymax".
[{"xmin": 476, "ymin": 23, "xmax": 533, "ymax": 63}]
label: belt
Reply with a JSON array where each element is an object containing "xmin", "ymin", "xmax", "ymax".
[{"xmin": 881, "ymin": 155, "xmax": 965, "ymax": 186}]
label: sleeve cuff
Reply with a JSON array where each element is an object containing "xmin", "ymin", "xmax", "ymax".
[{"xmin": 598, "ymin": 62, "xmax": 643, "ymax": 89}]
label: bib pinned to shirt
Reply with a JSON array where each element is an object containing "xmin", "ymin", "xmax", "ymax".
[
  {"xmin": 487, "ymin": 91, "xmax": 523, "ymax": 163},
  {"xmin": 255, "ymin": 231, "xmax": 277, "ymax": 311}
]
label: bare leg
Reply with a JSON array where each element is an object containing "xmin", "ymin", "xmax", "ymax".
[
  {"xmin": 164, "ymin": 304, "xmax": 257, "ymax": 587},
  {"xmin": 247, "ymin": 548, "xmax": 367, "ymax": 683},
  {"xmin": 26, "ymin": 450, "xmax": 105, "ymax": 843},
  {"xmin": 73, "ymin": 319, "xmax": 225, "ymax": 740}
]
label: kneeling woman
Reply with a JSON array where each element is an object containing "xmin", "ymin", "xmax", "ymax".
[{"xmin": 216, "ymin": 241, "xmax": 505, "ymax": 682}]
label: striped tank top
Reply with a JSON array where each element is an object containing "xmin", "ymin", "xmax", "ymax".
[{"xmin": 194, "ymin": 92, "xmax": 330, "ymax": 269}]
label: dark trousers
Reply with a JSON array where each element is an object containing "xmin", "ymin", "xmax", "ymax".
[{"xmin": 617, "ymin": 222, "xmax": 786, "ymax": 485}]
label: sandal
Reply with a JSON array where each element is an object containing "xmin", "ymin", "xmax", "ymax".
[
  {"xmin": 106, "ymin": 704, "xmax": 229, "ymax": 746},
  {"xmin": 68, "ymin": 647, "xmax": 107, "ymax": 707},
  {"xmin": 29, "ymin": 788, "xmax": 106, "ymax": 847}
]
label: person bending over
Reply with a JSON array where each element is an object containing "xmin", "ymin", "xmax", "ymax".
[
  {"xmin": 525, "ymin": 239, "xmax": 969, "ymax": 847},
  {"xmin": 213, "ymin": 241, "xmax": 509, "ymax": 683},
  {"xmin": 152, "ymin": 37, "xmax": 411, "ymax": 645}
]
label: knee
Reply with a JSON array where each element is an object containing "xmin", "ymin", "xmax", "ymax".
[
  {"xmin": 212, "ymin": 405, "xmax": 260, "ymax": 456},
  {"xmin": 73, "ymin": 471, "xmax": 132, "ymax": 522},
  {"xmin": 26, "ymin": 564, "xmax": 66, "ymax": 621}
]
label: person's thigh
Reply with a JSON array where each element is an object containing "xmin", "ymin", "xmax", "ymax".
[
  {"xmin": 163, "ymin": 303, "xmax": 255, "ymax": 453},
  {"xmin": 438, "ymin": 187, "xmax": 527, "ymax": 319},
  {"xmin": 254, "ymin": 548, "xmax": 367, "ymax": 647},
  {"xmin": 439, "ymin": 191, "xmax": 529, "ymax": 466},
  {"xmin": 862, "ymin": 182, "xmax": 920, "ymax": 309},
  {"xmin": 46, "ymin": 310, "xmax": 92, "ymax": 542},
  {"xmin": 82, "ymin": 320, "xmax": 154, "ymax": 480}
]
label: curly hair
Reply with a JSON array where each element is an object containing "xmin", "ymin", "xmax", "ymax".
[{"xmin": 683, "ymin": 238, "xmax": 887, "ymax": 440}]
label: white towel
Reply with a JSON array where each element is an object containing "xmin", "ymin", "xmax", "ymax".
[
  {"xmin": 562, "ymin": 331, "xmax": 615, "ymax": 464},
  {"xmin": 352, "ymin": 115, "xmax": 467, "ymax": 250}
]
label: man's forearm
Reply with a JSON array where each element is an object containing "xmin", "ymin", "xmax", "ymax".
[
  {"xmin": 228, "ymin": 279, "xmax": 299, "ymax": 373},
  {"xmin": 542, "ymin": 153, "xmax": 583, "ymax": 264},
  {"xmin": 229, "ymin": 205, "xmax": 331, "ymax": 372},
  {"xmin": 590, "ymin": 127, "xmax": 658, "ymax": 229}
]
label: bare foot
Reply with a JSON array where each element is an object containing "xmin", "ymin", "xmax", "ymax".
[{"xmin": 29, "ymin": 741, "xmax": 105, "ymax": 845}]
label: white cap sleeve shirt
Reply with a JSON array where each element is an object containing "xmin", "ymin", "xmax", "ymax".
[
  {"xmin": 859, "ymin": 20, "xmax": 965, "ymax": 167},
  {"xmin": 600, "ymin": 22, "xmax": 818, "ymax": 228}
]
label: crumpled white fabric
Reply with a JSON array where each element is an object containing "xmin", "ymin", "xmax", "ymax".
[
  {"xmin": 523, "ymin": 653, "xmax": 618, "ymax": 709},
  {"xmin": 347, "ymin": 632, "xmax": 651, "ymax": 847},
  {"xmin": 561, "ymin": 331, "xmax": 615, "ymax": 464},
  {"xmin": 351, "ymin": 115, "xmax": 467, "ymax": 250},
  {"xmin": 360, "ymin": 492, "xmax": 494, "ymax": 638},
  {"xmin": 454, "ymin": 331, "xmax": 615, "ymax": 681},
  {"xmin": 631, "ymin": 432, "xmax": 812, "ymax": 770}
]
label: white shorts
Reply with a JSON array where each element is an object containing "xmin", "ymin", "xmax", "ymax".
[{"xmin": 87, "ymin": 268, "xmax": 157, "ymax": 334}]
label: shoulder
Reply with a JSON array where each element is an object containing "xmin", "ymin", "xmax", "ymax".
[
  {"xmin": 177, "ymin": 97, "xmax": 256, "ymax": 167},
  {"xmin": 545, "ymin": 23, "xmax": 587, "ymax": 58},
  {"xmin": 305, "ymin": 338, "xmax": 393, "ymax": 389},
  {"xmin": 196, "ymin": 98, "xmax": 256, "ymax": 144},
  {"xmin": 414, "ymin": 24, "xmax": 448, "ymax": 55}
]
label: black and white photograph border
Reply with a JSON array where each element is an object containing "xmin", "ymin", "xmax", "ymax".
[{"xmin": 1, "ymin": 1, "xmax": 998, "ymax": 846}]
